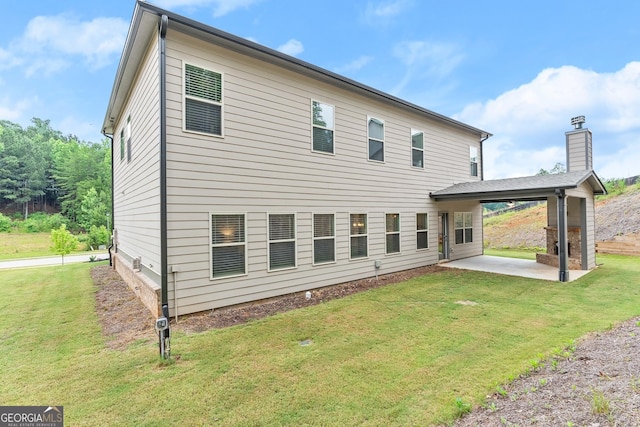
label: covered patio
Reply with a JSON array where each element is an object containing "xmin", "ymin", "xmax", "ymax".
[
  {"xmin": 430, "ymin": 170, "xmax": 606, "ymax": 282},
  {"xmin": 440, "ymin": 255, "xmax": 592, "ymax": 282}
]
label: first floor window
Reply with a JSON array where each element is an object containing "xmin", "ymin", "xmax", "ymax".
[
  {"xmin": 454, "ymin": 212, "xmax": 473, "ymax": 244},
  {"xmin": 416, "ymin": 213, "xmax": 428, "ymax": 249},
  {"xmin": 210, "ymin": 214, "xmax": 246, "ymax": 278},
  {"xmin": 385, "ymin": 213, "xmax": 400, "ymax": 254},
  {"xmin": 312, "ymin": 100, "xmax": 335, "ymax": 154},
  {"xmin": 368, "ymin": 117, "xmax": 384, "ymax": 162},
  {"xmin": 268, "ymin": 214, "xmax": 296, "ymax": 270},
  {"xmin": 412, "ymin": 130, "xmax": 424, "ymax": 168},
  {"xmin": 313, "ymin": 214, "xmax": 335, "ymax": 264},
  {"xmin": 350, "ymin": 213, "xmax": 368, "ymax": 259}
]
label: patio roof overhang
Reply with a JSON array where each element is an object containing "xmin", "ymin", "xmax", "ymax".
[{"xmin": 429, "ymin": 169, "xmax": 606, "ymax": 203}]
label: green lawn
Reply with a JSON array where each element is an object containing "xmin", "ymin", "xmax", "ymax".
[
  {"xmin": 1, "ymin": 254, "xmax": 639, "ymax": 425},
  {"xmin": 0, "ymin": 231, "xmax": 99, "ymax": 260}
]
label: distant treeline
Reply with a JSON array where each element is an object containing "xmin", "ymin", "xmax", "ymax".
[{"xmin": 0, "ymin": 118, "xmax": 111, "ymax": 231}]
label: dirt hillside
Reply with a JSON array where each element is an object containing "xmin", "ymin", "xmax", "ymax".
[{"xmin": 484, "ymin": 185, "xmax": 640, "ymax": 249}]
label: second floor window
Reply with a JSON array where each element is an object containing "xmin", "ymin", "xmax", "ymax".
[
  {"xmin": 411, "ymin": 130, "xmax": 424, "ymax": 168},
  {"xmin": 185, "ymin": 63, "xmax": 222, "ymax": 136},
  {"xmin": 470, "ymin": 146, "xmax": 478, "ymax": 177},
  {"xmin": 312, "ymin": 101, "xmax": 334, "ymax": 154},
  {"xmin": 368, "ymin": 117, "xmax": 384, "ymax": 162}
]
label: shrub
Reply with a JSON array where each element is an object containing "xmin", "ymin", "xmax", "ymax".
[
  {"xmin": 22, "ymin": 212, "xmax": 68, "ymax": 233},
  {"xmin": 0, "ymin": 213, "xmax": 12, "ymax": 232},
  {"xmin": 86, "ymin": 225, "xmax": 110, "ymax": 249}
]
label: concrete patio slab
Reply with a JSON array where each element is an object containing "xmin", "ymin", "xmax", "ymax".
[{"xmin": 440, "ymin": 255, "xmax": 592, "ymax": 282}]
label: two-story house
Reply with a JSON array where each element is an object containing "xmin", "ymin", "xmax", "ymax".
[{"xmin": 103, "ymin": 2, "xmax": 603, "ymax": 322}]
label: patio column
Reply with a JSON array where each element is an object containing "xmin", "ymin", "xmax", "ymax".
[{"xmin": 555, "ymin": 189, "xmax": 569, "ymax": 282}]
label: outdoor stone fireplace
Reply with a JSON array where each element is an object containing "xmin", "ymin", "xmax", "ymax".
[{"xmin": 536, "ymin": 226, "xmax": 582, "ymax": 270}]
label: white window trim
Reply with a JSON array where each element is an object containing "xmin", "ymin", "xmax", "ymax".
[
  {"xmin": 367, "ymin": 116, "xmax": 385, "ymax": 163},
  {"xmin": 385, "ymin": 212, "xmax": 401, "ymax": 255},
  {"xmin": 416, "ymin": 212, "xmax": 429, "ymax": 250},
  {"xmin": 454, "ymin": 211, "xmax": 473, "ymax": 245},
  {"xmin": 209, "ymin": 212, "xmax": 248, "ymax": 280},
  {"xmin": 312, "ymin": 213, "xmax": 336, "ymax": 266},
  {"xmin": 411, "ymin": 129, "xmax": 424, "ymax": 169},
  {"xmin": 183, "ymin": 61, "xmax": 225, "ymax": 138},
  {"xmin": 349, "ymin": 212, "xmax": 369, "ymax": 260},
  {"xmin": 267, "ymin": 213, "xmax": 297, "ymax": 272},
  {"xmin": 470, "ymin": 146, "xmax": 479, "ymax": 177},
  {"xmin": 311, "ymin": 99, "xmax": 335, "ymax": 155},
  {"xmin": 126, "ymin": 115, "xmax": 132, "ymax": 163}
]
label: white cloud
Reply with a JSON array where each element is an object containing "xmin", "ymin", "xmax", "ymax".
[
  {"xmin": 364, "ymin": 0, "xmax": 412, "ymax": 23},
  {"xmin": 0, "ymin": 96, "xmax": 36, "ymax": 122},
  {"xmin": 455, "ymin": 62, "xmax": 640, "ymax": 180},
  {"xmin": 20, "ymin": 15, "xmax": 128, "ymax": 71},
  {"xmin": 0, "ymin": 14, "xmax": 128, "ymax": 77},
  {"xmin": 152, "ymin": 0, "xmax": 261, "ymax": 17},
  {"xmin": 277, "ymin": 39, "xmax": 304, "ymax": 57},
  {"xmin": 391, "ymin": 40, "xmax": 463, "ymax": 95},
  {"xmin": 334, "ymin": 55, "xmax": 374, "ymax": 74}
]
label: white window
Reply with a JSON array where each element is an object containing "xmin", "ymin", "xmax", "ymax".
[
  {"xmin": 313, "ymin": 214, "xmax": 335, "ymax": 264},
  {"xmin": 385, "ymin": 213, "xmax": 400, "ymax": 254},
  {"xmin": 454, "ymin": 212, "xmax": 473, "ymax": 244},
  {"xmin": 350, "ymin": 213, "xmax": 368, "ymax": 259},
  {"xmin": 368, "ymin": 117, "xmax": 384, "ymax": 162},
  {"xmin": 470, "ymin": 146, "xmax": 478, "ymax": 177},
  {"xmin": 126, "ymin": 115, "xmax": 132, "ymax": 162},
  {"xmin": 184, "ymin": 63, "xmax": 223, "ymax": 136},
  {"xmin": 268, "ymin": 214, "xmax": 296, "ymax": 271},
  {"xmin": 210, "ymin": 214, "xmax": 246, "ymax": 278},
  {"xmin": 312, "ymin": 100, "xmax": 334, "ymax": 154},
  {"xmin": 416, "ymin": 213, "xmax": 428, "ymax": 249},
  {"xmin": 411, "ymin": 130, "xmax": 424, "ymax": 168},
  {"xmin": 119, "ymin": 129, "xmax": 125, "ymax": 161}
]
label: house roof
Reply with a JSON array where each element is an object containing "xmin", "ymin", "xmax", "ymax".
[
  {"xmin": 102, "ymin": 0, "xmax": 492, "ymax": 139},
  {"xmin": 430, "ymin": 170, "xmax": 607, "ymax": 202}
]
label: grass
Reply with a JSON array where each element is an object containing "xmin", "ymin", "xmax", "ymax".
[
  {"xmin": 485, "ymin": 247, "xmax": 538, "ymax": 260},
  {"xmin": 1, "ymin": 253, "xmax": 639, "ymax": 425},
  {"xmin": 0, "ymin": 231, "xmax": 99, "ymax": 260}
]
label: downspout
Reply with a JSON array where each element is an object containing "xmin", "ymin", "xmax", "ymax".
[
  {"xmin": 159, "ymin": 15, "xmax": 170, "ymax": 346},
  {"xmin": 101, "ymin": 130, "xmax": 115, "ymax": 266},
  {"xmin": 479, "ymin": 132, "xmax": 490, "ymax": 181}
]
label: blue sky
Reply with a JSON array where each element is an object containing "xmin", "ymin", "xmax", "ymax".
[{"xmin": 2, "ymin": 0, "xmax": 639, "ymax": 179}]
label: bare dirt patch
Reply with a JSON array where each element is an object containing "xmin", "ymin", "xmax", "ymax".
[{"xmin": 92, "ymin": 264, "xmax": 445, "ymax": 346}]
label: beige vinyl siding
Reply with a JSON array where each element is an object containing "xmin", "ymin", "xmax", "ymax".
[
  {"xmin": 164, "ymin": 31, "xmax": 481, "ymax": 314},
  {"xmin": 566, "ymin": 182, "xmax": 597, "ymax": 269},
  {"xmin": 112, "ymin": 35, "xmax": 162, "ymax": 281},
  {"xmin": 566, "ymin": 130, "xmax": 592, "ymax": 172}
]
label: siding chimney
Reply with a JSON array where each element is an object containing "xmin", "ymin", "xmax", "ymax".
[{"xmin": 565, "ymin": 115, "xmax": 592, "ymax": 172}]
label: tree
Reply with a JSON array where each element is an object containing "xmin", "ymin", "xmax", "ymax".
[
  {"xmin": 50, "ymin": 224, "xmax": 79, "ymax": 265},
  {"xmin": 537, "ymin": 162, "xmax": 566, "ymax": 176},
  {"xmin": 78, "ymin": 187, "xmax": 109, "ymax": 231}
]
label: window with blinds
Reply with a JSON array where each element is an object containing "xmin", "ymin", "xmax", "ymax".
[
  {"xmin": 185, "ymin": 63, "xmax": 222, "ymax": 136},
  {"xmin": 210, "ymin": 214, "xmax": 246, "ymax": 278},
  {"xmin": 416, "ymin": 213, "xmax": 428, "ymax": 249},
  {"xmin": 350, "ymin": 213, "xmax": 368, "ymax": 259},
  {"xmin": 312, "ymin": 100, "xmax": 334, "ymax": 154},
  {"xmin": 385, "ymin": 213, "xmax": 400, "ymax": 254},
  {"xmin": 412, "ymin": 130, "xmax": 424, "ymax": 168},
  {"xmin": 454, "ymin": 212, "xmax": 473, "ymax": 244},
  {"xmin": 268, "ymin": 214, "xmax": 296, "ymax": 271},
  {"xmin": 313, "ymin": 213, "xmax": 335, "ymax": 264},
  {"xmin": 368, "ymin": 117, "xmax": 384, "ymax": 162}
]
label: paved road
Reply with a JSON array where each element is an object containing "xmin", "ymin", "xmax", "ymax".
[{"xmin": 0, "ymin": 252, "xmax": 109, "ymax": 269}]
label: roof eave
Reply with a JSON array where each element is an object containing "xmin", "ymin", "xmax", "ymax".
[{"xmin": 102, "ymin": 1, "xmax": 491, "ymax": 138}]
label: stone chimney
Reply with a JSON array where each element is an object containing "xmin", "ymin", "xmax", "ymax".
[{"xmin": 565, "ymin": 115, "xmax": 593, "ymax": 172}]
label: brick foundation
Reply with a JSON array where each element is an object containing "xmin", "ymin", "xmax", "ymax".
[{"xmin": 111, "ymin": 250, "xmax": 161, "ymax": 318}]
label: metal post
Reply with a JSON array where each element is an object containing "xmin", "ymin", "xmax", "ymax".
[{"xmin": 556, "ymin": 189, "xmax": 569, "ymax": 282}]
